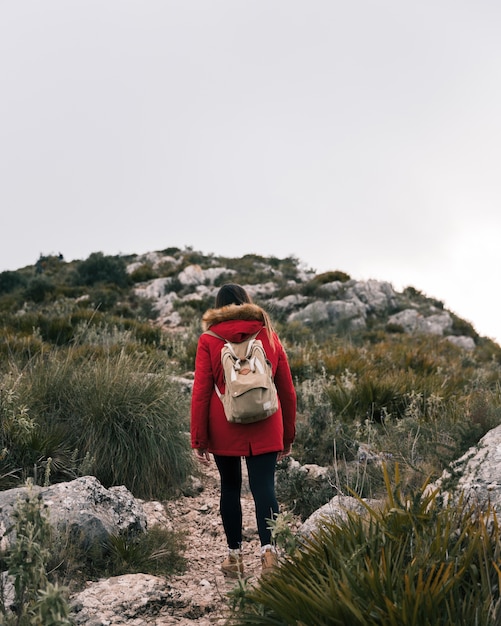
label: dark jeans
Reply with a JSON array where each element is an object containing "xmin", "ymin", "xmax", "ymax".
[{"xmin": 214, "ymin": 452, "xmax": 279, "ymax": 549}]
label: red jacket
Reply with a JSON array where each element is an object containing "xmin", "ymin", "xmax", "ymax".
[{"xmin": 190, "ymin": 303, "xmax": 296, "ymax": 456}]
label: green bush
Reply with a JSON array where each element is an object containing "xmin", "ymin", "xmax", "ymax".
[
  {"xmin": 24, "ymin": 276, "xmax": 57, "ymax": 303},
  {"xmin": 129, "ymin": 263, "xmax": 158, "ymax": 283},
  {"xmin": 0, "ymin": 270, "xmax": 26, "ymax": 295},
  {"xmin": 276, "ymin": 458, "xmax": 336, "ymax": 520},
  {"xmin": 0, "ymin": 489, "xmax": 186, "ymax": 620},
  {"xmin": 86, "ymin": 286, "xmax": 121, "ymax": 311},
  {"xmin": 14, "ymin": 348, "xmax": 194, "ymax": 498},
  {"xmin": 231, "ymin": 468, "xmax": 501, "ymax": 625},
  {"xmin": 0, "ymin": 488, "xmax": 72, "ymax": 625},
  {"xmin": 102, "ymin": 526, "xmax": 186, "ymax": 577},
  {"xmin": 74, "ymin": 252, "xmax": 129, "ymax": 288},
  {"xmin": 313, "ymin": 270, "xmax": 351, "ymax": 284},
  {"xmin": 0, "ymin": 333, "xmax": 45, "ymax": 368},
  {"xmin": 0, "ymin": 383, "xmax": 36, "ymax": 488}
]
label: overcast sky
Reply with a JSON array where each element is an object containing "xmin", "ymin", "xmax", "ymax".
[{"xmin": 1, "ymin": 1, "xmax": 500, "ymax": 343}]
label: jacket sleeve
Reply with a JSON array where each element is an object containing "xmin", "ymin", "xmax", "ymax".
[
  {"xmin": 190, "ymin": 335, "xmax": 214, "ymax": 449},
  {"xmin": 273, "ymin": 337, "xmax": 297, "ymax": 446}
]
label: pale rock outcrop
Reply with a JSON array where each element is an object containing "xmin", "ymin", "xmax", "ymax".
[
  {"xmin": 146, "ymin": 291, "xmax": 180, "ymax": 327},
  {"xmin": 0, "ymin": 476, "xmax": 146, "ymax": 551},
  {"xmin": 425, "ymin": 312, "xmax": 454, "ymax": 335},
  {"xmin": 243, "ymin": 281, "xmax": 279, "ymax": 299},
  {"xmin": 183, "ymin": 285, "xmax": 219, "ymax": 302},
  {"xmin": 447, "ymin": 335, "xmax": 476, "ymax": 350},
  {"xmin": 432, "ymin": 423, "xmax": 501, "ymax": 514},
  {"xmin": 288, "ymin": 300, "xmax": 330, "ymax": 324},
  {"xmin": 388, "ymin": 309, "xmax": 453, "ymax": 336},
  {"xmin": 287, "ymin": 457, "xmax": 329, "ymax": 479},
  {"xmin": 70, "ymin": 573, "xmax": 215, "ymax": 625},
  {"xmin": 300, "ymin": 425, "xmax": 501, "ymax": 538},
  {"xmin": 129, "ymin": 267, "xmax": 468, "ymax": 344},
  {"xmin": 300, "ymin": 495, "xmax": 384, "ymax": 537},
  {"xmin": 347, "ymin": 280, "xmax": 397, "ymax": 314},
  {"xmin": 134, "ymin": 277, "xmax": 172, "ymax": 299},
  {"xmin": 288, "ymin": 299, "xmax": 367, "ymax": 330},
  {"xmin": 161, "ymin": 309, "xmax": 183, "ymax": 327},
  {"xmin": 178, "ymin": 265, "xmax": 234, "ymax": 286},
  {"xmin": 126, "ymin": 253, "xmax": 180, "ymax": 274},
  {"xmin": 267, "ymin": 293, "xmax": 309, "ymax": 311},
  {"xmin": 316, "ymin": 280, "xmax": 343, "ymax": 295}
]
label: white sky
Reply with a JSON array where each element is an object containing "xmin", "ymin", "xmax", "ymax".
[{"xmin": 1, "ymin": 1, "xmax": 500, "ymax": 343}]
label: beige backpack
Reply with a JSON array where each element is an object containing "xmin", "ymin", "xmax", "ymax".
[{"xmin": 205, "ymin": 330, "xmax": 278, "ymax": 424}]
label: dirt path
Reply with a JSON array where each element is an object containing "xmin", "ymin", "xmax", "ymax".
[
  {"xmin": 158, "ymin": 460, "xmax": 263, "ymax": 624},
  {"xmin": 71, "ymin": 460, "xmax": 265, "ymax": 625}
]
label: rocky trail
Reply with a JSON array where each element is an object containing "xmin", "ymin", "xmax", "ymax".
[{"xmin": 70, "ymin": 461, "xmax": 264, "ymax": 625}]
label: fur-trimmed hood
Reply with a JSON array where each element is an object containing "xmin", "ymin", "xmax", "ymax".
[{"xmin": 202, "ymin": 303, "xmax": 266, "ymax": 331}]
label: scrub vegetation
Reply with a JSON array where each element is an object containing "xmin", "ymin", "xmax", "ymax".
[{"xmin": 1, "ymin": 248, "xmax": 501, "ymax": 623}]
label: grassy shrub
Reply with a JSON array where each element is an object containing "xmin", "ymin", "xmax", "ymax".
[
  {"xmin": 129, "ymin": 263, "xmax": 158, "ymax": 283},
  {"xmin": 162, "ymin": 322, "xmax": 200, "ymax": 373},
  {"xmin": 0, "ymin": 488, "xmax": 72, "ymax": 625},
  {"xmin": 14, "ymin": 347, "xmax": 194, "ymax": 499},
  {"xmin": 276, "ymin": 458, "xmax": 337, "ymax": 520},
  {"xmin": 102, "ymin": 526, "xmax": 186, "ymax": 578},
  {"xmin": 23, "ymin": 276, "xmax": 57, "ymax": 303},
  {"xmin": 1, "ymin": 308, "xmax": 163, "ymax": 356},
  {"xmin": 450, "ymin": 313, "xmax": 478, "ymax": 339},
  {"xmin": 0, "ymin": 333, "xmax": 45, "ymax": 367},
  {"xmin": 85, "ymin": 286, "xmax": 121, "ymax": 311},
  {"xmin": 0, "ymin": 490, "xmax": 185, "ymax": 620},
  {"xmin": 231, "ymin": 468, "xmax": 501, "ymax": 625},
  {"xmin": 289, "ymin": 334, "xmax": 501, "ymax": 499},
  {"xmin": 41, "ymin": 523, "xmax": 187, "ymax": 588},
  {"xmin": 312, "ymin": 270, "xmax": 351, "ymax": 284},
  {"xmin": 0, "ymin": 270, "xmax": 27, "ymax": 295},
  {"xmin": 0, "ymin": 382, "xmax": 36, "ymax": 488},
  {"xmin": 74, "ymin": 252, "xmax": 129, "ymax": 288}
]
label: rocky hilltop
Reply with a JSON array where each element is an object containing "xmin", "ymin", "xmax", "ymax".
[{"xmin": 129, "ymin": 249, "xmax": 480, "ymax": 350}]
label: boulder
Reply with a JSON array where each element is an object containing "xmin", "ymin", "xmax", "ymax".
[
  {"xmin": 388, "ymin": 309, "xmax": 453, "ymax": 335},
  {"xmin": 178, "ymin": 264, "xmax": 234, "ymax": 286},
  {"xmin": 0, "ymin": 476, "xmax": 146, "ymax": 551},
  {"xmin": 447, "ymin": 335, "xmax": 476, "ymax": 350},
  {"xmin": 268, "ymin": 293, "xmax": 309, "ymax": 311},
  {"xmin": 126, "ymin": 252, "xmax": 180, "ymax": 274},
  {"xmin": 432, "ymin": 423, "xmax": 501, "ymax": 514},
  {"xmin": 288, "ymin": 299, "xmax": 367, "ymax": 329},
  {"xmin": 300, "ymin": 494, "xmax": 384, "ymax": 537},
  {"xmin": 348, "ymin": 280, "xmax": 397, "ymax": 314},
  {"xmin": 300, "ymin": 425, "xmax": 501, "ymax": 537}
]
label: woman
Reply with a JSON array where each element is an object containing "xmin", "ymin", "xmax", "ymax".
[{"xmin": 191, "ymin": 283, "xmax": 296, "ymax": 578}]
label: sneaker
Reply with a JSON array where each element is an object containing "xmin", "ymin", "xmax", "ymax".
[
  {"xmin": 221, "ymin": 551, "xmax": 244, "ymax": 578},
  {"xmin": 261, "ymin": 548, "xmax": 278, "ymax": 577}
]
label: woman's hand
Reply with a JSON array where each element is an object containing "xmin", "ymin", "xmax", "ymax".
[
  {"xmin": 277, "ymin": 444, "xmax": 292, "ymax": 462},
  {"xmin": 194, "ymin": 448, "xmax": 211, "ymax": 466}
]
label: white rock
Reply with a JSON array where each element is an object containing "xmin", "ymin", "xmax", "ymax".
[{"xmin": 446, "ymin": 335, "xmax": 476, "ymax": 350}]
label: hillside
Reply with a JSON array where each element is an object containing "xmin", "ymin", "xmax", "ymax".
[
  {"xmin": 1, "ymin": 246, "xmax": 501, "ymax": 622},
  {"xmin": 2, "ymin": 245, "xmax": 500, "ymax": 492},
  {"xmin": 1, "ymin": 247, "xmax": 501, "ymax": 489},
  {"xmin": 2, "ymin": 246, "xmax": 497, "ymax": 347}
]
